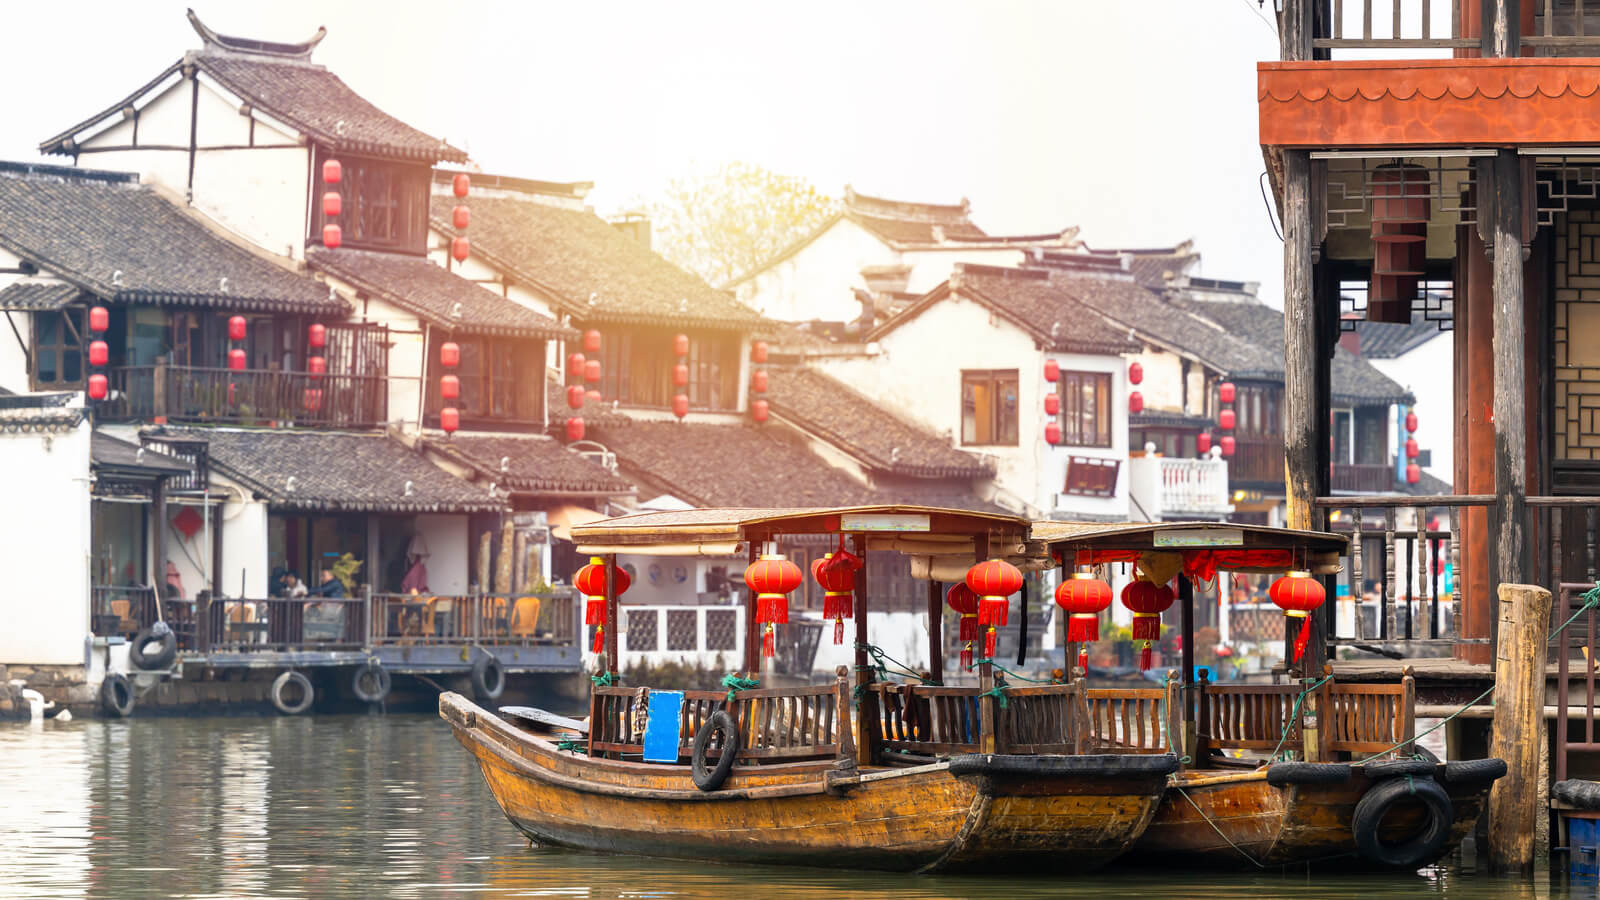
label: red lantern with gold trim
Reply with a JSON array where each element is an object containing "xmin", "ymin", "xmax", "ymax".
[
  {"xmin": 323, "ymin": 192, "xmax": 341, "ymax": 219},
  {"xmin": 1219, "ymin": 408, "xmax": 1236, "ymax": 431},
  {"xmin": 751, "ymin": 399, "xmax": 770, "ymax": 423},
  {"xmin": 673, "ymin": 334, "xmax": 690, "ymax": 356},
  {"xmin": 1044, "ymin": 393, "xmax": 1060, "ymax": 416},
  {"xmin": 228, "ymin": 348, "xmax": 247, "ymax": 371},
  {"xmin": 1044, "ymin": 422, "xmax": 1061, "ymax": 445},
  {"xmin": 228, "ymin": 316, "xmax": 248, "ymax": 342},
  {"xmin": 750, "ymin": 369, "xmax": 768, "ymax": 393},
  {"xmin": 451, "ymin": 236, "xmax": 470, "ymax": 262},
  {"xmin": 1220, "ymin": 435, "xmax": 1235, "ymax": 457},
  {"xmin": 746, "ymin": 553, "xmax": 803, "ymax": 657},
  {"xmin": 567, "ymin": 352, "xmax": 585, "ymax": 374},
  {"xmin": 673, "ymin": 364, "xmax": 689, "ymax": 387},
  {"xmin": 575, "ymin": 557, "xmax": 631, "ymax": 655},
  {"xmin": 1129, "ymin": 391, "xmax": 1144, "ymax": 415},
  {"xmin": 584, "ymin": 359, "xmax": 602, "ymax": 384},
  {"xmin": 1406, "ymin": 462, "xmax": 1421, "ymax": 485},
  {"xmin": 1056, "ymin": 571, "xmax": 1113, "ymax": 671},
  {"xmin": 323, "ymin": 159, "xmax": 342, "ymax": 184},
  {"xmin": 441, "ymin": 373, "xmax": 460, "ymax": 400},
  {"xmin": 947, "ymin": 582, "xmax": 980, "ymax": 668},
  {"xmin": 751, "ymin": 340, "xmax": 769, "ymax": 364},
  {"xmin": 1121, "ymin": 579, "xmax": 1175, "ymax": 670},
  {"xmin": 1269, "ymin": 571, "xmax": 1326, "ymax": 664},
  {"xmin": 813, "ymin": 550, "xmax": 862, "ymax": 645},
  {"xmin": 440, "ymin": 342, "xmax": 460, "ymax": 368},
  {"xmin": 566, "ymin": 385, "xmax": 584, "ymax": 409},
  {"xmin": 1044, "ymin": 359, "xmax": 1060, "ymax": 383},
  {"xmin": 308, "ymin": 356, "xmax": 326, "ymax": 378},
  {"xmin": 308, "ymin": 323, "xmax": 326, "ymax": 349},
  {"xmin": 452, "ymin": 205, "xmax": 470, "ymax": 230},
  {"xmin": 322, "ymin": 224, "xmax": 342, "ymax": 249},
  {"xmin": 1219, "ymin": 382, "xmax": 1236, "ymax": 404},
  {"xmin": 966, "ymin": 559, "xmax": 1023, "ymax": 658},
  {"xmin": 1405, "ymin": 410, "xmax": 1418, "ymax": 434},
  {"xmin": 1197, "ymin": 432, "xmax": 1212, "ymax": 455},
  {"xmin": 1128, "ymin": 361, "xmax": 1144, "ymax": 385}
]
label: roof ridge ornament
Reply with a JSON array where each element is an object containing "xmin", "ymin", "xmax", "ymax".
[{"xmin": 186, "ymin": 8, "xmax": 327, "ymax": 61}]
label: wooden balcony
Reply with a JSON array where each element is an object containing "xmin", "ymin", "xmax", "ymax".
[
  {"xmin": 1330, "ymin": 462, "xmax": 1398, "ymax": 493},
  {"xmin": 98, "ymin": 364, "xmax": 392, "ymax": 428},
  {"xmin": 1228, "ymin": 436, "xmax": 1285, "ymax": 488}
]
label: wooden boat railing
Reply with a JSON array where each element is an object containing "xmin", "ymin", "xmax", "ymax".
[
  {"xmin": 866, "ymin": 681, "xmax": 1092, "ymax": 757},
  {"xmin": 1323, "ymin": 678, "xmax": 1415, "ymax": 755},
  {"xmin": 587, "ymin": 671, "xmax": 851, "ymax": 763},
  {"xmin": 1198, "ymin": 681, "xmax": 1306, "ymax": 754},
  {"xmin": 1085, "ymin": 687, "xmax": 1173, "ymax": 754},
  {"xmin": 1195, "ymin": 672, "xmax": 1417, "ymax": 760}
]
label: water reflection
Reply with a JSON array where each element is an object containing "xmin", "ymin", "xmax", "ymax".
[{"xmin": 0, "ymin": 715, "xmax": 1572, "ymax": 899}]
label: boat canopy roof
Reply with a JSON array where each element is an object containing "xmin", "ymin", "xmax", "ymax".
[{"xmin": 1034, "ymin": 520, "xmax": 1348, "ymax": 575}]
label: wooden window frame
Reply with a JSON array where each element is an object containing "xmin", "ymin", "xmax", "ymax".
[
  {"xmin": 1064, "ymin": 455, "xmax": 1121, "ymax": 497},
  {"xmin": 426, "ymin": 336, "xmax": 545, "ymax": 425},
  {"xmin": 960, "ymin": 369, "xmax": 1019, "ymax": 447},
  {"xmin": 1057, "ymin": 370, "xmax": 1113, "ymax": 448},
  {"xmin": 598, "ymin": 328, "xmax": 740, "ymax": 412},
  {"xmin": 311, "ymin": 148, "xmax": 429, "ymax": 256},
  {"xmin": 30, "ymin": 308, "xmax": 85, "ymax": 390}
]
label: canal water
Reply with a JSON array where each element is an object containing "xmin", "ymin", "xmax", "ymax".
[{"xmin": 0, "ymin": 713, "xmax": 1574, "ymax": 899}]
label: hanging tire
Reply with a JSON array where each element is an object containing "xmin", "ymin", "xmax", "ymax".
[
  {"xmin": 470, "ymin": 654, "xmax": 505, "ymax": 701},
  {"xmin": 100, "ymin": 673, "xmax": 135, "ymax": 718},
  {"xmin": 691, "ymin": 710, "xmax": 740, "ymax": 792},
  {"xmin": 1351, "ymin": 775, "xmax": 1454, "ymax": 868},
  {"xmin": 129, "ymin": 625, "xmax": 177, "ymax": 670},
  {"xmin": 1265, "ymin": 762, "xmax": 1352, "ymax": 787},
  {"xmin": 270, "ymin": 670, "xmax": 314, "ymax": 716},
  {"xmin": 351, "ymin": 662, "xmax": 391, "ymax": 704}
]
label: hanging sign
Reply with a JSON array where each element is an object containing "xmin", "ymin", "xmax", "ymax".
[
  {"xmin": 839, "ymin": 513, "xmax": 931, "ymax": 533},
  {"xmin": 1153, "ymin": 528, "xmax": 1244, "ymax": 548}
]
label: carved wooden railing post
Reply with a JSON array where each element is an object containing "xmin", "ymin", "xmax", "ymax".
[{"xmin": 834, "ymin": 666, "xmax": 857, "ymax": 766}]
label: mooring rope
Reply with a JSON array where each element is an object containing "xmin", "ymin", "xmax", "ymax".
[{"xmin": 721, "ymin": 673, "xmax": 759, "ymax": 703}]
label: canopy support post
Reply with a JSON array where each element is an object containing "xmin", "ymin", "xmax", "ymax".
[
  {"xmin": 604, "ymin": 554, "xmax": 619, "ymax": 679},
  {"xmin": 926, "ymin": 579, "xmax": 943, "ymax": 682},
  {"xmin": 853, "ymin": 535, "xmax": 876, "ymax": 767},
  {"xmin": 1178, "ymin": 574, "xmax": 1197, "ymax": 766},
  {"xmin": 743, "ymin": 541, "xmax": 759, "ymax": 676}
]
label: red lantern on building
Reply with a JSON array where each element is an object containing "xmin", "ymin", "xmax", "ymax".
[
  {"xmin": 1128, "ymin": 361, "xmax": 1144, "ymax": 385},
  {"xmin": 583, "ymin": 359, "xmax": 602, "ymax": 384},
  {"xmin": 87, "ymin": 373, "xmax": 107, "ymax": 400},
  {"xmin": 566, "ymin": 416, "xmax": 586, "ymax": 442},
  {"xmin": 323, "ymin": 192, "xmax": 341, "ymax": 219},
  {"xmin": 752, "ymin": 398, "xmax": 769, "ymax": 423},
  {"xmin": 440, "ymin": 406, "xmax": 459, "ymax": 434},
  {"xmin": 453, "ymin": 173, "xmax": 470, "ymax": 198},
  {"xmin": 441, "ymin": 373, "xmax": 459, "ymax": 400},
  {"xmin": 750, "ymin": 340, "xmax": 769, "ymax": 364},
  {"xmin": 1405, "ymin": 410, "xmax": 1419, "ymax": 434},
  {"xmin": 89, "ymin": 306, "xmax": 109, "ymax": 334},
  {"xmin": 813, "ymin": 550, "xmax": 862, "ymax": 645},
  {"xmin": 567, "ymin": 352, "xmax": 585, "ymax": 374},
  {"xmin": 322, "ymin": 224, "xmax": 342, "ymax": 249},
  {"xmin": 1405, "ymin": 437, "xmax": 1419, "ymax": 459},
  {"xmin": 566, "ymin": 385, "xmax": 584, "ymax": 409},
  {"xmin": 673, "ymin": 334, "xmax": 690, "ymax": 356},
  {"xmin": 1044, "ymin": 422, "xmax": 1061, "ymax": 445},
  {"xmin": 947, "ymin": 582, "xmax": 981, "ymax": 668},
  {"xmin": 228, "ymin": 348, "xmax": 247, "ymax": 371},
  {"xmin": 1269, "ymin": 571, "xmax": 1326, "ymax": 663},
  {"xmin": 574, "ymin": 557, "xmax": 631, "ymax": 655},
  {"xmin": 1129, "ymin": 391, "xmax": 1144, "ymax": 415},
  {"xmin": 308, "ymin": 323, "xmax": 327, "ymax": 349},
  {"xmin": 440, "ymin": 342, "xmax": 460, "ymax": 368},
  {"xmin": 1219, "ymin": 408, "xmax": 1236, "ymax": 431},
  {"xmin": 452, "ymin": 205, "xmax": 470, "ymax": 230},
  {"xmin": 1219, "ymin": 382, "xmax": 1236, "ymax": 404},
  {"xmin": 1220, "ymin": 435, "xmax": 1236, "ymax": 457},
  {"xmin": 1197, "ymin": 432, "xmax": 1212, "ymax": 455},
  {"xmin": 586, "ymin": 388, "xmax": 602, "ymax": 404},
  {"xmin": 583, "ymin": 330, "xmax": 603, "ymax": 354},
  {"xmin": 303, "ymin": 388, "xmax": 324, "ymax": 412},
  {"xmin": 1406, "ymin": 462, "xmax": 1421, "ymax": 484},
  {"xmin": 451, "ymin": 236, "xmax": 470, "ymax": 262},
  {"xmin": 746, "ymin": 552, "xmax": 803, "ymax": 657},
  {"xmin": 749, "ymin": 369, "xmax": 768, "ymax": 393},
  {"xmin": 672, "ymin": 394, "xmax": 689, "ymax": 419},
  {"xmin": 308, "ymin": 356, "xmax": 326, "ymax": 378},
  {"xmin": 673, "ymin": 364, "xmax": 690, "ymax": 387},
  {"xmin": 87, "ymin": 340, "xmax": 108, "ymax": 367},
  {"xmin": 966, "ymin": 559, "xmax": 1023, "ymax": 658},
  {"xmin": 1044, "ymin": 393, "xmax": 1060, "ymax": 416},
  {"xmin": 227, "ymin": 315, "xmax": 248, "ymax": 341},
  {"xmin": 1056, "ymin": 571, "xmax": 1113, "ymax": 671},
  {"xmin": 1044, "ymin": 359, "xmax": 1060, "ymax": 383},
  {"xmin": 323, "ymin": 159, "xmax": 342, "ymax": 184},
  {"xmin": 1121, "ymin": 579, "xmax": 1175, "ymax": 670}
]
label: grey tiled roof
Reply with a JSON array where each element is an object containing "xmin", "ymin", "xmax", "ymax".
[
  {"xmin": 430, "ymin": 192, "xmax": 761, "ymax": 328},
  {"xmin": 1349, "ymin": 312, "xmax": 1451, "ymax": 359},
  {"xmin": 426, "ymin": 434, "xmax": 633, "ymax": 496},
  {"xmin": 0, "ymin": 282, "xmax": 81, "ymax": 310},
  {"xmin": 184, "ymin": 428, "xmax": 504, "ymax": 513},
  {"xmin": 306, "ymin": 248, "xmax": 575, "ymax": 340},
  {"xmin": 91, "ymin": 432, "xmax": 190, "ymax": 476},
  {"xmin": 939, "ymin": 265, "xmax": 1141, "ymax": 354},
  {"xmin": 0, "ymin": 162, "xmax": 348, "ymax": 316}
]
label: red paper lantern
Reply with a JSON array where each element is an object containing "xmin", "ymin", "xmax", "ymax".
[
  {"xmin": 672, "ymin": 394, "xmax": 689, "ymax": 419},
  {"xmin": 1197, "ymin": 432, "xmax": 1212, "ymax": 455},
  {"xmin": 1044, "ymin": 359, "xmax": 1060, "ymax": 383},
  {"xmin": 584, "ymin": 359, "xmax": 602, "ymax": 384},
  {"xmin": 227, "ymin": 382, "xmax": 236, "ymax": 405},
  {"xmin": 451, "ymin": 236, "xmax": 470, "ymax": 262},
  {"xmin": 751, "ymin": 341, "xmax": 769, "ymax": 364},
  {"xmin": 1044, "ymin": 422, "xmax": 1061, "ymax": 445},
  {"xmin": 947, "ymin": 583, "xmax": 981, "ymax": 668},
  {"xmin": 813, "ymin": 550, "xmax": 862, "ymax": 645},
  {"xmin": 323, "ymin": 191, "xmax": 341, "ymax": 219},
  {"xmin": 1219, "ymin": 382, "xmax": 1236, "ymax": 404},
  {"xmin": 583, "ymin": 330, "xmax": 603, "ymax": 353},
  {"xmin": 567, "ymin": 353, "xmax": 585, "ymax": 375},
  {"xmin": 87, "ymin": 373, "xmax": 107, "ymax": 400},
  {"xmin": 1405, "ymin": 410, "xmax": 1418, "ymax": 434},
  {"xmin": 587, "ymin": 388, "xmax": 602, "ymax": 404},
  {"xmin": 966, "ymin": 559, "xmax": 1023, "ymax": 658},
  {"xmin": 1129, "ymin": 391, "xmax": 1144, "ymax": 415},
  {"xmin": 1406, "ymin": 462, "xmax": 1421, "ymax": 484},
  {"xmin": 1128, "ymin": 361, "xmax": 1144, "ymax": 385},
  {"xmin": 752, "ymin": 398, "xmax": 769, "ymax": 423},
  {"xmin": 440, "ymin": 342, "xmax": 460, "ymax": 368},
  {"xmin": 673, "ymin": 334, "xmax": 690, "ymax": 356},
  {"xmin": 1220, "ymin": 435, "xmax": 1235, "ymax": 457},
  {"xmin": 746, "ymin": 553, "xmax": 803, "ymax": 657},
  {"xmin": 322, "ymin": 159, "xmax": 342, "ymax": 184},
  {"xmin": 751, "ymin": 369, "xmax": 769, "ymax": 394},
  {"xmin": 1121, "ymin": 579, "xmax": 1175, "ymax": 670},
  {"xmin": 322, "ymin": 224, "xmax": 342, "ymax": 249},
  {"xmin": 452, "ymin": 205, "xmax": 470, "ymax": 230},
  {"xmin": 566, "ymin": 416, "xmax": 586, "ymax": 442},
  {"xmin": 566, "ymin": 385, "xmax": 584, "ymax": 409},
  {"xmin": 1044, "ymin": 393, "xmax": 1060, "ymax": 416},
  {"xmin": 89, "ymin": 306, "xmax": 109, "ymax": 334},
  {"xmin": 1269, "ymin": 571, "xmax": 1326, "ymax": 663},
  {"xmin": 1405, "ymin": 437, "xmax": 1419, "ymax": 459},
  {"xmin": 440, "ymin": 406, "xmax": 459, "ymax": 434},
  {"xmin": 308, "ymin": 323, "xmax": 326, "ymax": 349},
  {"xmin": 303, "ymin": 388, "xmax": 323, "ymax": 412},
  {"xmin": 575, "ymin": 557, "xmax": 631, "ymax": 654},
  {"xmin": 441, "ymin": 373, "xmax": 459, "ymax": 400},
  {"xmin": 228, "ymin": 348, "xmax": 247, "ymax": 371},
  {"xmin": 87, "ymin": 340, "xmax": 108, "ymax": 367},
  {"xmin": 673, "ymin": 364, "xmax": 689, "ymax": 387},
  {"xmin": 227, "ymin": 315, "xmax": 247, "ymax": 341},
  {"xmin": 1056, "ymin": 572, "xmax": 1113, "ymax": 670},
  {"xmin": 1219, "ymin": 408, "xmax": 1236, "ymax": 431},
  {"xmin": 453, "ymin": 173, "xmax": 470, "ymax": 198},
  {"xmin": 308, "ymin": 356, "xmax": 326, "ymax": 378}
]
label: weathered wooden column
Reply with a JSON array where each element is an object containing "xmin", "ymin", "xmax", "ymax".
[
  {"xmin": 1178, "ymin": 575, "xmax": 1197, "ymax": 763},
  {"xmin": 1487, "ymin": 583, "xmax": 1551, "ymax": 872},
  {"xmin": 853, "ymin": 537, "xmax": 877, "ymax": 766},
  {"xmin": 1282, "ymin": 148, "xmax": 1317, "ymax": 531},
  {"xmin": 1489, "ymin": 149, "xmax": 1530, "ymax": 593},
  {"xmin": 742, "ymin": 542, "xmax": 760, "ymax": 675},
  {"xmin": 925, "ymin": 580, "xmax": 943, "ymax": 681},
  {"xmin": 603, "ymin": 554, "xmax": 620, "ymax": 678}
]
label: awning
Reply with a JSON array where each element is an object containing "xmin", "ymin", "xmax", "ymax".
[{"xmin": 550, "ymin": 504, "xmax": 608, "ymax": 542}]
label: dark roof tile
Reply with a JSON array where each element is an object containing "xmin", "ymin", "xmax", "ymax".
[
  {"xmin": 941, "ymin": 265, "xmax": 1141, "ymax": 354},
  {"xmin": 427, "ymin": 434, "xmax": 633, "ymax": 496},
  {"xmin": 0, "ymin": 282, "xmax": 81, "ymax": 310},
  {"xmin": 1348, "ymin": 312, "xmax": 1451, "ymax": 359}
]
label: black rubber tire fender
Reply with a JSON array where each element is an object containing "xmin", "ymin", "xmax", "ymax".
[
  {"xmin": 691, "ymin": 710, "xmax": 740, "ymax": 792},
  {"xmin": 1351, "ymin": 775, "xmax": 1454, "ymax": 868},
  {"xmin": 470, "ymin": 654, "xmax": 505, "ymax": 701},
  {"xmin": 100, "ymin": 673, "xmax": 135, "ymax": 718},
  {"xmin": 1551, "ymin": 777, "xmax": 1600, "ymax": 809},
  {"xmin": 1362, "ymin": 759, "xmax": 1438, "ymax": 780},
  {"xmin": 1266, "ymin": 762, "xmax": 1353, "ymax": 787},
  {"xmin": 270, "ymin": 670, "xmax": 314, "ymax": 715},
  {"xmin": 351, "ymin": 662, "xmax": 391, "ymax": 704},
  {"xmin": 129, "ymin": 626, "xmax": 177, "ymax": 670}
]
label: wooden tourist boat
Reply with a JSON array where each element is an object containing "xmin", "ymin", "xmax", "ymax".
[
  {"xmin": 1026, "ymin": 521, "xmax": 1507, "ymax": 871},
  {"xmin": 442, "ymin": 505, "xmax": 1180, "ymax": 873}
]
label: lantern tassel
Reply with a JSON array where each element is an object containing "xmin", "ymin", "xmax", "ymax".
[
  {"xmin": 960, "ymin": 643, "xmax": 974, "ymax": 669},
  {"xmin": 1138, "ymin": 641, "xmax": 1153, "ymax": 671},
  {"xmin": 1291, "ymin": 611, "xmax": 1312, "ymax": 663},
  {"xmin": 592, "ymin": 625, "xmax": 604, "ymax": 655},
  {"xmin": 1131, "ymin": 612, "xmax": 1160, "ymax": 643},
  {"xmin": 983, "ymin": 626, "xmax": 998, "ymax": 659},
  {"xmin": 834, "ymin": 617, "xmax": 845, "ymax": 645},
  {"xmin": 1067, "ymin": 613, "xmax": 1098, "ymax": 644},
  {"xmin": 977, "ymin": 596, "xmax": 1009, "ymax": 627},
  {"xmin": 959, "ymin": 614, "xmax": 978, "ymax": 642},
  {"xmin": 585, "ymin": 597, "xmax": 606, "ymax": 626},
  {"xmin": 1077, "ymin": 647, "xmax": 1089, "ymax": 672},
  {"xmin": 762, "ymin": 625, "xmax": 776, "ymax": 658}
]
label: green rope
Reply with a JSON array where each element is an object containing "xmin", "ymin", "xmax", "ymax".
[
  {"xmin": 966, "ymin": 656, "xmax": 1062, "ymax": 684},
  {"xmin": 722, "ymin": 673, "xmax": 760, "ymax": 703},
  {"xmin": 855, "ymin": 643, "xmax": 938, "ymax": 684},
  {"xmin": 555, "ymin": 739, "xmax": 588, "ymax": 754},
  {"xmin": 1176, "ymin": 787, "xmax": 1267, "ymax": 868},
  {"xmin": 590, "ymin": 671, "xmax": 616, "ymax": 687},
  {"xmin": 1269, "ymin": 675, "xmax": 1333, "ymax": 762},
  {"xmin": 979, "ymin": 672, "xmax": 1009, "ymax": 710}
]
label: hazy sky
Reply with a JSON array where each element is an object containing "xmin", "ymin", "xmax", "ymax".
[{"xmin": 1, "ymin": 0, "xmax": 1284, "ymax": 301}]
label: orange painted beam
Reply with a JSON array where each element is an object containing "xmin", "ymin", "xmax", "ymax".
[{"xmin": 1260, "ymin": 59, "xmax": 1600, "ymax": 148}]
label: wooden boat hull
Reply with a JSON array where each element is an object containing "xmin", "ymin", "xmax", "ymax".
[
  {"xmin": 442, "ymin": 692, "xmax": 1178, "ymax": 873},
  {"xmin": 1127, "ymin": 762, "xmax": 1499, "ymax": 869}
]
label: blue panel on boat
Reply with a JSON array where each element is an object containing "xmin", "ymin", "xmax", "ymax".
[
  {"xmin": 642, "ymin": 691, "xmax": 685, "ymax": 763},
  {"xmin": 1570, "ymin": 816, "xmax": 1600, "ymax": 877}
]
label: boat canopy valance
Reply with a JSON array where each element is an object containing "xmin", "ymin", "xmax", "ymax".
[{"xmin": 1033, "ymin": 520, "xmax": 1348, "ymax": 575}]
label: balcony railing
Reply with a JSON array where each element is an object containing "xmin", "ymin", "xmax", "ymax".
[
  {"xmin": 1303, "ymin": 0, "xmax": 1600, "ymax": 57},
  {"xmin": 98, "ymin": 365, "xmax": 394, "ymax": 428},
  {"xmin": 1158, "ymin": 456, "xmax": 1234, "ymax": 516},
  {"xmin": 1331, "ymin": 462, "xmax": 1398, "ymax": 493},
  {"xmin": 1228, "ymin": 436, "xmax": 1285, "ymax": 487}
]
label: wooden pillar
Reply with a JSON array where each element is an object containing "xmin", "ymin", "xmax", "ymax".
[
  {"xmin": 603, "ymin": 554, "xmax": 619, "ymax": 678},
  {"xmin": 1487, "ymin": 583, "xmax": 1551, "ymax": 872},
  {"xmin": 926, "ymin": 580, "xmax": 943, "ymax": 682},
  {"xmin": 150, "ymin": 478, "xmax": 167, "ymax": 605},
  {"xmin": 1489, "ymin": 150, "xmax": 1530, "ymax": 597},
  {"xmin": 742, "ymin": 542, "xmax": 760, "ymax": 675},
  {"xmin": 1278, "ymin": 0, "xmax": 1312, "ymax": 61},
  {"xmin": 1486, "ymin": 0, "xmax": 1521, "ymax": 57},
  {"xmin": 1458, "ymin": 202, "xmax": 1497, "ymax": 663},
  {"xmin": 974, "ymin": 534, "xmax": 994, "ymax": 753},
  {"xmin": 1178, "ymin": 575, "xmax": 1197, "ymax": 763},
  {"xmin": 853, "ymin": 536, "xmax": 876, "ymax": 766},
  {"xmin": 1282, "ymin": 149, "xmax": 1317, "ymax": 531},
  {"xmin": 200, "ymin": 500, "xmax": 222, "ymax": 654}
]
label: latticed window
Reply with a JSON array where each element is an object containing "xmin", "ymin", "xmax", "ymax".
[
  {"xmin": 705, "ymin": 609, "xmax": 739, "ymax": 651},
  {"xmin": 961, "ymin": 369, "xmax": 1018, "ymax": 446},
  {"xmin": 596, "ymin": 328, "xmax": 740, "ymax": 410},
  {"xmin": 666, "ymin": 609, "xmax": 699, "ymax": 651},
  {"xmin": 32, "ymin": 309, "xmax": 84, "ymax": 389},
  {"xmin": 625, "ymin": 608, "xmax": 659, "ymax": 652},
  {"xmin": 1058, "ymin": 370, "xmax": 1111, "ymax": 448},
  {"xmin": 312, "ymin": 149, "xmax": 428, "ymax": 254}
]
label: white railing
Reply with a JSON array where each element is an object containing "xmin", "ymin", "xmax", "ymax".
[
  {"xmin": 598, "ymin": 604, "xmax": 746, "ymax": 670},
  {"xmin": 1160, "ymin": 455, "xmax": 1233, "ymax": 516}
]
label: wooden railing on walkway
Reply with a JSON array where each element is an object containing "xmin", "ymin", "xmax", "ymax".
[{"xmin": 1085, "ymin": 687, "xmax": 1172, "ymax": 753}]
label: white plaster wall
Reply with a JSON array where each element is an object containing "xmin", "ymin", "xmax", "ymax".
[
  {"xmin": 1369, "ymin": 333, "xmax": 1453, "ymax": 480},
  {"xmin": 221, "ymin": 497, "xmax": 269, "ymax": 599},
  {"xmin": 616, "ymin": 554, "xmax": 706, "ymax": 605},
  {"xmin": 0, "ymin": 415, "xmax": 91, "ymax": 665},
  {"xmin": 345, "ymin": 292, "xmax": 426, "ymax": 428},
  {"xmin": 1129, "ymin": 349, "xmax": 1186, "ymax": 413},
  {"xmin": 79, "ymin": 76, "xmax": 192, "ymax": 194},
  {"xmin": 897, "ymin": 248, "xmax": 1027, "ymax": 295},
  {"xmin": 414, "ymin": 514, "xmax": 468, "ymax": 594},
  {"xmin": 0, "ymin": 251, "xmax": 44, "ymax": 395},
  {"xmin": 734, "ymin": 219, "xmax": 891, "ymax": 322},
  {"xmin": 1041, "ymin": 350, "xmax": 1130, "ymax": 519}
]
